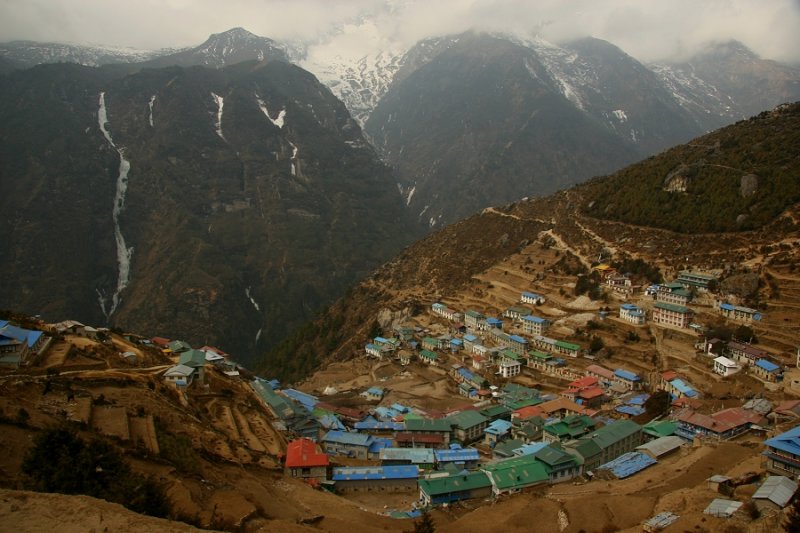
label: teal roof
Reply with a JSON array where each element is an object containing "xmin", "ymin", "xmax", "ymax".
[
  {"xmin": 419, "ymin": 472, "xmax": 492, "ymax": 496},
  {"xmin": 587, "ymin": 420, "xmax": 642, "ymax": 450},
  {"xmin": 654, "ymin": 302, "xmax": 691, "ymax": 314},
  {"xmin": 446, "ymin": 410, "xmax": 488, "ymax": 430},
  {"xmin": 405, "ymin": 418, "xmax": 452, "ymax": 432},
  {"xmin": 178, "ymin": 349, "xmax": 206, "ymax": 367},
  {"xmin": 483, "ymin": 454, "xmax": 550, "ymax": 490}
]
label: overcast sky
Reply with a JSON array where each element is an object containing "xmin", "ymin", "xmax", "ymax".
[{"xmin": 1, "ymin": 0, "xmax": 798, "ymax": 63}]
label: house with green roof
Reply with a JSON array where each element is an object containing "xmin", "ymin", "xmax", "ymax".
[
  {"xmin": 421, "ymin": 337, "xmax": 439, "ymax": 351},
  {"xmin": 402, "ymin": 418, "xmax": 453, "ymax": 447},
  {"xmin": 652, "ymin": 302, "xmax": 694, "ymax": 328},
  {"xmin": 167, "ymin": 340, "xmax": 192, "ymax": 354},
  {"xmin": 531, "ymin": 445, "xmax": 582, "ymax": 483},
  {"xmin": 419, "ymin": 349, "xmax": 439, "ymax": 366},
  {"xmin": 446, "ymin": 410, "xmax": 489, "ymax": 444},
  {"xmin": 482, "ymin": 454, "xmax": 550, "ymax": 494},
  {"xmin": 656, "ymin": 282, "xmax": 693, "ymax": 306},
  {"xmin": 565, "ymin": 420, "xmax": 643, "ymax": 471},
  {"xmin": 418, "ymin": 471, "xmax": 493, "ymax": 506},
  {"xmin": 643, "ymin": 420, "xmax": 677, "ymax": 441},
  {"xmin": 178, "ymin": 349, "xmax": 207, "ymax": 383},
  {"xmin": 543, "ymin": 415, "xmax": 597, "ymax": 444}
]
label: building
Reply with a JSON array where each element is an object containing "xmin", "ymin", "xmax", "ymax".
[
  {"xmin": 0, "ymin": 321, "xmax": 48, "ymax": 367},
  {"xmin": 675, "ymin": 407, "xmax": 763, "ymax": 441},
  {"xmin": 419, "ymin": 349, "xmax": 439, "ymax": 366},
  {"xmin": 402, "ymin": 418, "xmax": 453, "ymax": 448},
  {"xmin": 418, "ymin": 472, "xmax": 493, "ymax": 506},
  {"xmin": 713, "ymin": 356, "xmax": 741, "ymax": 377},
  {"xmin": 507, "ymin": 334, "xmax": 529, "ymax": 355},
  {"xmin": 499, "ymin": 359, "xmax": 522, "ymax": 378},
  {"xmin": 763, "ymin": 425, "xmax": 800, "ymax": 478},
  {"xmin": 332, "ymin": 465, "xmax": 419, "ymax": 493},
  {"xmin": 434, "ymin": 446, "xmax": 480, "ymax": 470},
  {"xmin": 543, "ymin": 415, "xmax": 597, "ymax": 443},
  {"xmin": 482, "ymin": 454, "xmax": 550, "ymax": 495},
  {"xmin": 716, "ymin": 301, "xmax": 762, "ymax": 323},
  {"xmin": 504, "ymin": 306, "xmax": 532, "ymax": 322},
  {"xmin": 752, "ymin": 359, "xmax": 783, "ymax": 382},
  {"xmin": 586, "ymin": 364, "xmax": 615, "ymax": 387},
  {"xmin": 321, "ymin": 431, "xmax": 374, "ymax": 459},
  {"xmin": 178, "ymin": 349, "xmax": 206, "ymax": 384},
  {"xmin": 484, "ymin": 419, "xmax": 513, "ymax": 446},
  {"xmin": 446, "ymin": 410, "xmax": 489, "ymax": 444},
  {"xmin": 635, "ymin": 436, "xmax": 686, "ymax": 460},
  {"xmin": 655, "ymin": 282, "xmax": 692, "ymax": 305},
  {"xmin": 163, "ymin": 364, "xmax": 195, "ymax": 387},
  {"xmin": 379, "ymin": 447, "xmax": 435, "ymax": 469},
  {"xmin": 752, "ymin": 476, "xmax": 798, "ymax": 512},
  {"xmin": 566, "ymin": 420, "xmax": 643, "ymax": 471},
  {"xmin": 285, "ymin": 438, "xmax": 329, "ymax": 483},
  {"xmin": 464, "ymin": 310, "xmax": 486, "ymax": 331},
  {"xmin": 431, "ymin": 302, "xmax": 460, "ymax": 322},
  {"xmin": 613, "ymin": 369, "xmax": 643, "ymax": 391},
  {"xmin": 727, "ymin": 341, "xmax": 770, "ymax": 367},
  {"xmin": 522, "ymin": 315, "xmax": 549, "ymax": 335},
  {"xmin": 677, "ymin": 271, "xmax": 717, "ymax": 291},
  {"xmin": 521, "ymin": 291, "xmax": 545, "ymax": 305},
  {"xmin": 619, "ymin": 304, "xmax": 646, "ymax": 325},
  {"xmin": 651, "ymin": 302, "xmax": 693, "ymax": 328}
]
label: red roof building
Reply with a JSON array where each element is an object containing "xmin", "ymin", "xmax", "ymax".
[
  {"xmin": 285, "ymin": 438, "xmax": 329, "ymax": 482},
  {"xmin": 151, "ymin": 336, "xmax": 171, "ymax": 347}
]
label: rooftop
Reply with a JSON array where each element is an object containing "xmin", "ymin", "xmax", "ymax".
[{"xmin": 332, "ymin": 465, "xmax": 419, "ymax": 481}]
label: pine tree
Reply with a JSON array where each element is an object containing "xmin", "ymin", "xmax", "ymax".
[
  {"xmin": 785, "ymin": 496, "xmax": 800, "ymax": 532},
  {"xmin": 404, "ymin": 512, "xmax": 436, "ymax": 533}
]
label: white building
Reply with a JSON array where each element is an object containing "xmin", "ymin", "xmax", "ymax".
[
  {"xmin": 499, "ymin": 360, "xmax": 521, "ymax": 378},
  {"xmin": 713, "ymin": 356, "xmax": 741, "ymax": 377},
  {"xmin": 619, "ymin": 304, "xmax": 646, "ymax": 325}
]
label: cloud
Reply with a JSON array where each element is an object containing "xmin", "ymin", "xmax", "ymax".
[{"xmin": 0, "ymin": 0, "xmax": 797, "ymax": 63}]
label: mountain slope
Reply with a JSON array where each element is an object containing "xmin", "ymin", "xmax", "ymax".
[
  {"xmin": 0, "ymin": 59, "xmax": 421, "ymax": 366},
  {"xmin": 364, "ymin": 32, "xmax": 647, "ymax": 228},
  {"xmin": 263, "ymin": 102, "xmax": 800, "ymax": 380}
]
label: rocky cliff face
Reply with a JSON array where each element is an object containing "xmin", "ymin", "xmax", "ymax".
[{"xmin": 0, "ymin": 59, "xmax": 421, "ymax": 365}]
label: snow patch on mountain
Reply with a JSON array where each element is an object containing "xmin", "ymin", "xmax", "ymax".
[
  {"xmin": 255, "ymin": 94, "xmax": 286, "ymax": 128},
  {"xmin": 211, "ymin": 92, "xmax": 225, "ymax": 140},
  {"xmin": 245, "ymin": 286, "xmax": 261, "ymax": 312},
  {"xmin": 148, "ymin": 95, "xmax": 156, "ymax": 127},
  {"xmin": 288, "ymin": 140, "xmax": 299, "ymax": 176},
  {"xmin": 96, "ymin": 91, "xmax": 133, "ymax": 319},
  {"xmin": 612, "ymin": 109, "xmax": 628, "ymax": 122},
  {"xmin": 405, "ymin": 185, "xmax": 416, "ymax": 206}
]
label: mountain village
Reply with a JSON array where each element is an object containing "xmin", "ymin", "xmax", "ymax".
[{"xmin": 3, "ymin": 237, "xmax": 800, "ymax": 531}]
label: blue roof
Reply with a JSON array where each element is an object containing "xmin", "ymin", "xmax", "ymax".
[
  {"xmin": 375, "ymin": 406, "xmax": 401, "ymax": 420},
  {"xmin": 451, "ymin": 339, "xmax": 463, "ymax": 346},
  {"xmin": 620, "ymin": 303, "xmax": 640, "ymax": 311},
  {"xmin": 464, "ymin": 334, "xmax": 478, "ymax": 342},
  {"xmin": 391, "ymin": 403, "xmax": 409, "ymax": 413},
  {"xmin": 374, "ymin": 336, "xmax": 389, "ymax": 344},
  {"xmin": 514, "ymin": 442, "xmax": 549, "ymax": 456},
  {"xmin": 522, "ymin": 291, "xmax": 543, "ymax": 299},
  {"xmin": 366, "ymin": 387, "xmax": 384, "ymax": 396},
  {"xmin": 317, "ymin": 413, "xmax": 346, "ymax": 431},
  {"xmin": 368, "ymin": 438, "xmax": 393, "ymax": 454},
  {"xmin": 765, "ymin": 425, "xmax": 800, "ymax": 456},
  {"xmin": 509, "ymin": 335, "xmax": 528, "ymax": 344},
  {"xmin": 598, "ymin": 452, "xmax": 657, "ymax": 479},
  {"xmin": 670, "ymin": 379, "xmax": 697, "ymax": 397},
  {"xmin": 720, "ymin": 303, "xmax": 735, "ymax": 311},
  {"xmin": 434, "ymin": 448, "xmax": 480, "ymax": 463},
  {"xmin": 354, "ymin": 420, "xmax": 404, "ymax": 431},
  {"xmin": 332, "ymin": 465, "xmax": 419, "ymax": 481},
  {"xmin": 627, "ymin": 394, "xmax": 650, "ymax": 406},
  {"xmin": 282, "ymin": 389, "xmax": 319, "ymax": 410},
  {"xmin": 616, "ymin": 405, "xmax": 646, "ymax": 416},
  {"xmin": 366, "ymin": 343, "xmax": 380, "ymax": 350},
  {"xmin": 323, "ymin": 430, "xmax": 373, "ymax": 447},
  {"xmin": 266, "ymin": 379, "xmax": 281, "ymax": 390},
  {"xmin": 485, "ymin": 419, "xmax": 513, "ymax": 435},
  {"xmin": 614, "ymin": 369, "xmax": 641, "ymax": 381},
  {"xmin": 486, "ymin": 318, "xmax": 503, "ymax": 326},
  {"xmin": 756, "ymin": 359, "xmax": 781, "ymax": 372},
  {"xmin": 457, "ymin": 367, "xmax": 476, "ymax": 382},
  {"xmin": 523, "ymin": 315, "xmax": 547, "ymax": 324}
]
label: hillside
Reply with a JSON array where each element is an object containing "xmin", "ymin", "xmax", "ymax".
[
  {"xmin": 262, "ymin": 103, "xmax": 800, "ymax": 380},
  {"xmin": 0, "ymin": 59, "xmax": 421, "ymax": 368}
]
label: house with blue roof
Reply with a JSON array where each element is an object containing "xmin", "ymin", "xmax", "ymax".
[
  {"xmin": 614, "ymin": 369, "xmax": 643, "ymax": 391},
  {"xmin": 619, "ymin": 303, "xmax": 646, "ymax": 325},
  {"xmin": 521, "ymin": 291, "xmax": 545, "ymax": 305},
  {"xmin": 484, "ymin": 419, "xmax": 513, "ymax": 447},
  {"xmin": 362, "ymin": 386, "xmax": 385, "ymax": 401},
  {"xmin": 282, "ymin": 389, "xmax": 319, "ymax": 411},
  {"xmin": 434, "ymin": 446, "xmax": 480, "ymax": 469},
  {"xmin": 353, "ymin": 417, "xmax": 404, "ymax": 434},
  {"xmin": 522, "ymin": 315, "xmax": 549, "ymax": 335},
  {"xmin": 752, "ymin": 359, "xmax": 783, "ymax": 382},
  {"xmin": 666, "ymin": 378, "xmax": 699, "ymax": 399},
  {"xmin": 321, "ymin": 430, "xmax": 375, "ymax": 459},
  {"xmin": 716, "ymin": 301, "xmax": 762, "ymax": 323},
  {"xmin": 332, "ymin": 465, "xmax": 419, "ymax": 493},
  {"xmin": 764, "ymin": 425, "xmax": 800, "ymax": 477},
  {"xmin": 379, "ymin": 447, "xmax": 435, "ymax": 469},
  {"xmin": 0, "ymin": 321, "xmax": 48, "ymax": 367}
]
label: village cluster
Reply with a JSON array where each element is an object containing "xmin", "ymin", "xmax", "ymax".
[{"xmin": 2, "ymin": 264, "xmax": 799, "ymax": 525}]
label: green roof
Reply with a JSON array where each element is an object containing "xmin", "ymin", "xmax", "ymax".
[
  {"xmin": 420, "ymin": 349, "xmax": 438, "ymax": 360},
  {"xmin": 492, "ymin": 438, "xmax": 526, "ymax": 457},
  {"xmin": 483, "ymin": 454, "xmax": 550, "ymax": 490},
  {"xmin": 479, "ymin": 405, "xmax": 512, "ymax": 419},
  {"xmin": 178, "ymin": 349, "xmax": 206, "ymax": 367},
  {"xmin": 505, "ymin": 397, "xmax": 543, "ymax": 410},
  {"xmin": 679, "ymin": 271, "xmax": 715, "ymax": 281},
  {"xmin": 501, "ymin": 349, "xmax": 523, "ymax": 361},
  {"xmin": 571, "ymin": 439, "xmax": 602, "ymax": 460},
  {"xmin": 446, "ymin": 410, "xmax": 488, "ymax": 430},
  {"xmin": 643, "ymin": 420, "xmax": 677, "ymax": 438},
  {"xmin": 533, "ymin": 445, "xmax": 577, "ymax": 468},
  {"xmin": 529, "ymin": 350, "xmax": 552, "ymax": 360},
  {"xmin": 422, "ymin": 337, "xmax": 439, "ymax": 346},
  {"xmin": 466, "ymin": 310, "xmax": 485, "ymax": 319},
  {"xmin": 419, "ymin": 472, "xmax": 492, "ymax": 496},
  {"xmin": 654, "ymin": 302, "xmax": 691, "ymax": 314},
  {"xmin": 405, "ymin": 418, "xmax": 452, "ymax": 432},
  {"xmin": 587, "ymin": 420, "xmax": 642, "ymax": 450},
  {"xmin": 543, "ymin": 415, "xmax": 595, "ymax": 439},
  {"xmin": 555, "ymin": 340, "xmax": 581, "ymax": 351}
]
